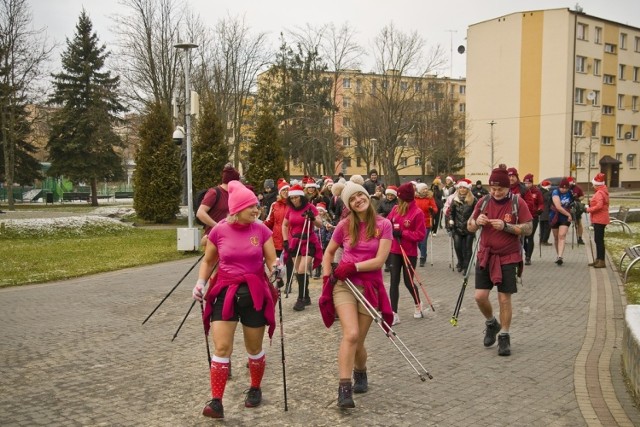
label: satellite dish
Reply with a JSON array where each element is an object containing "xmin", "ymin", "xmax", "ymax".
[
  {"xmin": 457, "ymin": 45, "xmax": 466, "ymax": 54},
  {"xmin": 587, "ymin": 91, "xmax": 595, "ymax": 101}
]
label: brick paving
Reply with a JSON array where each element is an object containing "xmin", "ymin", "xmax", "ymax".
[{"xmin": 1, "ymin": 231, "xmax": 639, "ymax": 426}]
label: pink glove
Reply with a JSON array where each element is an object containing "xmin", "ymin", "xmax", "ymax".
[
  {"xmin": 193, "ymin": 279, "xmax": 206, "ymax": 301},
  {"xmin": 333, "ymin": 262, "xmax": 357, "ymax": 281}
]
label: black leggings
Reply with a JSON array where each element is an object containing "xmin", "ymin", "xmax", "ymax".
[
  {"xmin": 389, "ymin": 253, "xmax": 420, "ymax": 312},
  {"xmin": 524, "ymin": 217, "xmax": 539, "ymax": 259},
  {"xmin": 593, "ymin": 223, "xmax": 606, "ymax": 260},
  {"xmin": 453, "ymin": 233, "xmax": 475, "ymax": 269}
]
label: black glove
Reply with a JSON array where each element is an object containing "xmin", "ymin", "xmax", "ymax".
[
  {"xmin": 302, "ymin": 209, "xmax": 316, "ymax": 221},
  {"xmin": 429, "ymin": 208, "xmax": 435, "ymax": 217},
  {"xmin": 283, "ymin": 240, "xmax": 289, "ymax": 252},
  {"xmin": 392, "ymin": 229, "xmax": 402, "ymax": 240}
]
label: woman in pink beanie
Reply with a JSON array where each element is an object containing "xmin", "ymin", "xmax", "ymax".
[{"xmin": 192, "ymin": 180, "xmax": 277, "ymax": 419}]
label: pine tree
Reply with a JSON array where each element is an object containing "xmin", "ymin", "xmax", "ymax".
[
  {"xmin": 192, "ymin": 95, "xmax": 229, "ymax": 191},
  {"xmin": 133, "ymin": 102, "xmax": 181, "ymax": 223},
  {"xmin": 47, "ymin": 10, "xmax": 125, "ymax": 206},
  {"xmin": 245, "ymin": 107, "xmax": 287, "ymax": 188}
]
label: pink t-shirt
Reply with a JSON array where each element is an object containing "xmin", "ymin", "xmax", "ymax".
[
  {"xmin": 208, "ymin": 220, "xmax": 272, "ymax": 275},
  {"xmin": 284, "ymin": 204, "xmax": 319, "ymax": 235},
  {"xmin": 331, "ymin": 216, "xmax": 392, "ymax": 285}
]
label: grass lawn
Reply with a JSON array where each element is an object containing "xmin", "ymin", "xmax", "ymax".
[
  {"xmin": 1, "ymin": 229, "xmax": 198, "ymax": 287},
  {"xmin": 605, "ymin": 221, "xmax": 640, "ymax": 304}
]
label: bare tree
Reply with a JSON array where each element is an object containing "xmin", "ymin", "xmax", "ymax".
[{"xmin": 0, "ymin": 0, "xmax": 52, "ymax": 210}]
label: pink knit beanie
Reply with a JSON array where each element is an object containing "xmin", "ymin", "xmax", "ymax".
[{"xmin": 228, "ymin": 180, "xmax": 258, "ymax": 215}]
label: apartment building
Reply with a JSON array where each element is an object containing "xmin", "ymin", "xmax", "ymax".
[{"xmin": 465, "ymin": 8, "xmax": 640, "ymax": 188}]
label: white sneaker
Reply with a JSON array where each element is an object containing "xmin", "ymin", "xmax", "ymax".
[
  {"xmin": 414, "ymin": 303, "xmax": 424, "ymax": 318},
  {"xmin": 392, "ymin": 312, "xmax": 400, "ymax": 326}
]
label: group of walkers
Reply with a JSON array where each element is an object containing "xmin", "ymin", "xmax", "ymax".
[{"xmin": 188, "ymin": 162, "xmax": 610, "ymax": 419}]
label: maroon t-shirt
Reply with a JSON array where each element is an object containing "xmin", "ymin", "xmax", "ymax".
[{"xmin": 201, "ymin": 186, "xmax": 229, "ymax": 234}]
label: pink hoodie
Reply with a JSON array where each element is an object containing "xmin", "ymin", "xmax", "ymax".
[{"xmin": 387, "ymin": 201, "xmax": 426, "ymax": 257}]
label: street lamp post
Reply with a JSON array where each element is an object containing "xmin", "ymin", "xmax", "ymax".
[
  {"xmin": 488, "ymin": 120, "xmax": 496, "ymax": 169},
  {"xmin": 370, "ymin": 138, "xmax": 377, "ymax": 172},
  {"xmin": 175, "ymin": 42, "xmax": 198, "ymax": 251}
]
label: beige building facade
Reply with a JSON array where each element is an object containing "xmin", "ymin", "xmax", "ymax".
[{"xmin": 466, "ymin": 8, "xmax": 640, "ymax": 188}]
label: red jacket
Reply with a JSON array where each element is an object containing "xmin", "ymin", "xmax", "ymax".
[
  {"xmin": 415, "ymin": 196, "xmax": 439, "ymax": 228},
  {"xmin": 511, "ymin": 182, "xmax": 535, "ymax": 217},
  {"xmin": 528, "ymin": 185, "xmax": 544, "ymax": 218},
  {"xmin": 586, "ymin": 186, "xmax": 610, "ymax": 225},
  {"xmin": 263, "ymin": 198, "xmax": 287, "ymax": 250},
  {"xmin": 387, "ymin": 201, "xmax": 426, "ymax": 257}
]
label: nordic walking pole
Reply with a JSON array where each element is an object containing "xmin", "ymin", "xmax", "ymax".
[
  {"xmin": 450, "ymin": 230, "xmax": 481, "ymax": 327},
  {"xmin": 271, "ymin": 272, "xmax": 289, "ymax": 411},
  {"xmin": 199, "ymin": 301, "xmax": 212, "ymax": 368},
  {"xmin": 142, "ymin": 253, "xmax": 204, "ymax": 325},
  {"xmin": 399, "ymin": 244, "xmax": 435, "ymax": 312},
  {"xmin": 344, "ymin": 278, "xmax": 433, "ymax": 381},
  {"xmin": 449, "ymin": 232, "xmax": 455, "ymax": 271},
  {"xmin": 284, "ymin": 216, "xmax": 309, "ymax": 297},
  {"xmin": 172, "ymin": 300, "xmax": 196, "ymax": 341},
  {"xmin": 301, "ymin": 213, "xmax": 312, "ymax": 300},
  {"xmin": 429, "ymin": 230, "xmax": 434, "ymax": 266}
]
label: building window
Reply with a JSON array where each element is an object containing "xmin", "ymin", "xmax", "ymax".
[
  {"xmin": 343, "ymin": 157, "xmax": 351, "ymax": 167},
  {"xmin": 632, "ymin": 125, "xmax": 638, "ymax": 140},
  {"xmin": 577, "ymin": 23, "xmax": 588, "ymax": 40},
  {"xmin": 400, "ymin": 81, "xmax": 408, "ymax": 91},
  {"xmin": 633, "ymin": 96, "xmax": 639, "ymax": 111},
  {"xmin": 636, "ymin": 36, "xmax": 640, "ymax": 52},
  {"xmin": 356, "ymin": 157, "xmax": 362, "ymax": 167},
  {"xmin": 355, "ymin": 79, "xmax": 362, "ymax": 93},
  {"xmin": 603, "ymin": 105, "xmax": 614, "ymax": 115},
  {"xmin": 616, "ymin": 153, "xmax": 623, "ymax": 166},
  {"xmin": 618, "ymin": 94, "xmax": 625, "ymax": 110},
  {"xmin": 591, "ymin": 122, "xmax": 599, "ymax": 137},
  {"xmin": 576, "ymin": 56, "xmax": 587, "ymax": 73},
  {"xmin": 590, "ymin": 152, "xmax": 598, "ymax": 168},
  {"xmin": 342, "ymin": 137, "xmax": 351, "ymax": 146},
  {"xmin": 619, "ymin": 64, "xmax": 626, "ymax": 80},
  {"xmin": 575, "ymin": 88, "xmax": 585, "ymax": 104},
  {"xmin": 415, "ymin": 157, "xmax": 421, "ymax": 166},
  {"xmin": 343, "ymin": 117, "xmax": 351, "ymax": 127},
  {"xmin": 603, "ymin": 74, "xmax": 615, "ymax": 84},
  {"xmin": 627, "ymin": 154, "xmax": 637, "ymax": 168},
  {"xmin": 620, "ymin": 33, "xmax": 627, "ymax": 50},
  {"xmin": 602, "ymin": 136, "xmax": 613, "ymax": 145},
  {"xmin": 617, "ymin": 124, "xmax": 624, "ymax": 139},
  {"xmin": 459, "ymin": 103, "xmax": 466, "ymax": 113},
  {"xmin": 574, "ymin": 152, "xmax": 584, "ymax": 168},
  {"xmin": 458, "ymin": 121, "xmax": 465, "ymax": 131},
  {"xmin": 633, "ymin": 67, "xmax": 639, "ymax": 82},
  {"xmin": 343, "ymin": 78, "xmax": 351, "ymax": 88},
  {"xmin": 381, "ymin": 80, "xmax": 388, "ymax": 89},
  {"xmin": 371, "ymin": 80, "xmax": 377, "ymax": 95},
  {"xmin": 574, "ymin": 120, "xmax": 584, "ymax": 136},
  {"xmin": 414, "ymin": 82, "xmax": 422, "ymax": 92},
  {"xmin": 595, "ymin": 27, "xmax": 602, "ymax": 44},
  {"xmin": 591, "ymin": 90, "xmax": 600, "ymax": 106},
  {"xmin": 604, "ymin": 43, "xmax": 616, "ymax": 54},
  {"xmin": 459, "ymin": 85, "xmax": 466, "ymax": 94},
  {"xmin": 400, "ymin": 157, "xmax": 407, "ymax": 167},
  {"xmin": 343, "ymin": 97, "xmax": 351, "ymax": 108},
  {"xmin": 593, "ymin": 59, "xmax": 601, "ymax": 76}
]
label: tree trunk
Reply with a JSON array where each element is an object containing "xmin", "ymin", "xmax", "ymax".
[{"xmin": 90, "ymin": 177, "xmax": 98, "ymax": 206}]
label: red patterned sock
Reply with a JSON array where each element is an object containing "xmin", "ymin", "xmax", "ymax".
[
  {"xmin": 210, "ymin": 356, "xmax": 230, "ymax": 399},
  {"xmin": 248, "ymin": 351, "xmax": 266, "ymax": 388}
]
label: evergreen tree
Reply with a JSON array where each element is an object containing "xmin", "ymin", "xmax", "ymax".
[
  {"xmin": 133, "ymin": 102, "xmax": 181, "ymax": 223},
  {"xmin": 47, "ymin": 10, "xmax": 125, "ymax": 206},
  {"xmin": 192, "ymin": 94, "xmax": 229, "ymax": 191},
  {"xmin": 245, "ymin": 107, "xmax": 287, "ymax": 189}
]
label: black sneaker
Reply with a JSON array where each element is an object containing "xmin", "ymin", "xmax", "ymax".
[
  {"xmin": 555, "ymin": 257, "xmax": 563, "ymax": 266},
  {"xmin": 244, "ymin": 387, "xmax": 262, "ymax": 407},
  {"xmin": 304, "ymin": 296, "xmax": 311, "ymax": 306},
  {"xmin": 202, "ymin": 398, "xmax": 224, "ymax": 418},
  {"xmin": 353, "ymin": 370, "xmax": 368, "ymax": 394},
  {"xmin": 498, "ymin": 333, "xmax": 511, "ymax": 356},
  {"xmin": 483, "ymin": 319, "xmax": 501, "ymax": 347},
  {"xmin": 419, "ymin": 258, "xmax": 426, "ymax": 267},
  {"xmin": 337, "ymin": 382, "xmax": 355, "ymax": 408},
  {"xmin": 525, "ymin": 258, "xmax": 531, "ymax": 266},
  {"xmin": 293, "ymin": 298, "xmax": 305, "ymax": 311},
  {"xmin": 577, "ymin": 237, "xmax": 585, "ymax": 245}
]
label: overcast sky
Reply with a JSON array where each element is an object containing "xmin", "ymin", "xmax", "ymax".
[{"xmin": 31, "ymin": 0, "xmax": 638, "ymax": 78}]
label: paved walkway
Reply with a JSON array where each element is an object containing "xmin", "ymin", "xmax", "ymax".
[{"xmin": 1, "ymin": 232, "xmax": 639, "ymax": 426}]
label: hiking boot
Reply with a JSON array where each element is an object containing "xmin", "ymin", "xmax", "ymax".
[
  {"xmin": 413, "ymin": 303, "xmax": 424, "ymax": 319},
  {"xmin": 419, "ymin": 257, "xmax": 426, "ymax": 267},
  {"xmin": 525, "ymin": 257, "xmax": 531, "ymax": 266},
  {"xmin": 555, "ymin": 257, "xmax": 563, "ymax": 266},
  {"xmin": 498, "ymin": 333, "xmax": 511, "ymax": 356},
  {"xmin": 293, "ymin": 298, "xmax": 305, "ymax": 311},
  {"xmin": 594, "ymin": 259, "xmax": 606, "ymax": 268},
  {"xmin": 392, "ymin": 312, "xmax": 401, "ymax": 326},
  {"xmin": 304, "ymin": 296, "xmax": 312, "ymax": 306},
  {"xmin": 588, "ymin": 260, "xmax": 596, "ymax": 267},
  {"xmin": 483, "ymin": 318, "xmax": 501, "ymax": 347},
  {"xmin": 542, "ymin": 242, "xmax": 553, "ymax": 246},
  {"xmin": 337, "ymin": 382, "xmax": 355, "ymax": 408},
  {"xmin": 577, "ymin": 237, "xmax": 585, "ymax": 245},
  {"xmin": 202, "ymin": 398, "xmax": 224, "ymax": 418},
  {"xmin": 353, "ymin": 370, "xmax": 368, "ymax": 394},
  {"xmin": 456, "ymin": 265, "xmax": 463, "ymax": 272},
  {"xmin": 244, "ymin": 387, "xmax": 262, "ymax": 408}
]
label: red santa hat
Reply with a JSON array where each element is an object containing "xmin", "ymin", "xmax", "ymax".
[
  {"xmin": 277, "ymin": 178, "xmax": 289, "ymax": 192},
  {"xmin": 385, "ymin": 185, "xmax": 398, "ymax": 197},
  {"xmin": 567, "ymin": 176, "xmax": 576, "ymax": 185},
  {"xmin": 445, "ymin": 176, "xmax": 455, "ymax": 183},
  {"xmin": 288, "ymin": 184, "xmax": 305, "ymax": 197},
  {"xmin": 323, "ymin": 176, "xmax": 334, "ymax": 185},
  {"xmin": 592, "ymin": 172, "xmax": 606, "ymax": 187},
  {"xmin": 316, "ymin": 202, "xmax": 327, "ymax": 212},
  {"xmin": 303, "ymin": 176, "xmax": 318, "ymax": 188},
  {"xmin": 455, "ymin": 178, "xmax": 472, "ymax": 189}
]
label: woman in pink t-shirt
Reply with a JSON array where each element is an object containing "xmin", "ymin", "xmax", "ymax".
[
  {"xmin": 192, "ymin": 181, "xmax": 277, "ymax": 420},
  {"xmin": 320, "ymin": 182, "xmax": 393, "ymax": 409}
]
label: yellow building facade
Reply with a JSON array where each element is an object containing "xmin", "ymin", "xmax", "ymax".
[{"xmin": 466, "ymin": 8, "xmax": 640, "ymax": 188}]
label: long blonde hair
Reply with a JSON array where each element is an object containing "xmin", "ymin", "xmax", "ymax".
[
  {"xmin": 347, "ymin": 200, "xmax": 377, "ymax": 247},
  {"xmin": 397, "ymin": 199, "xmax": 409, "ymax": 216}
]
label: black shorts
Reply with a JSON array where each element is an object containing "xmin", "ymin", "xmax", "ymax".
[
  {"xmin": 210, "ymin": 285, "xmax": 268, "ymax": 328},
  {"xmin": 475, "ymin": 263, "xmax": 518, "ymax": 294},
  {"xmin": 551, "ymin": 220, "xmax": 572, "ymax": 229}
]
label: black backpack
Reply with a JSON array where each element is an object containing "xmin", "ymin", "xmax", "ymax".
[{"xmin": 194, "ymin": 187, "xmax": 221, "ymax": 226}]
